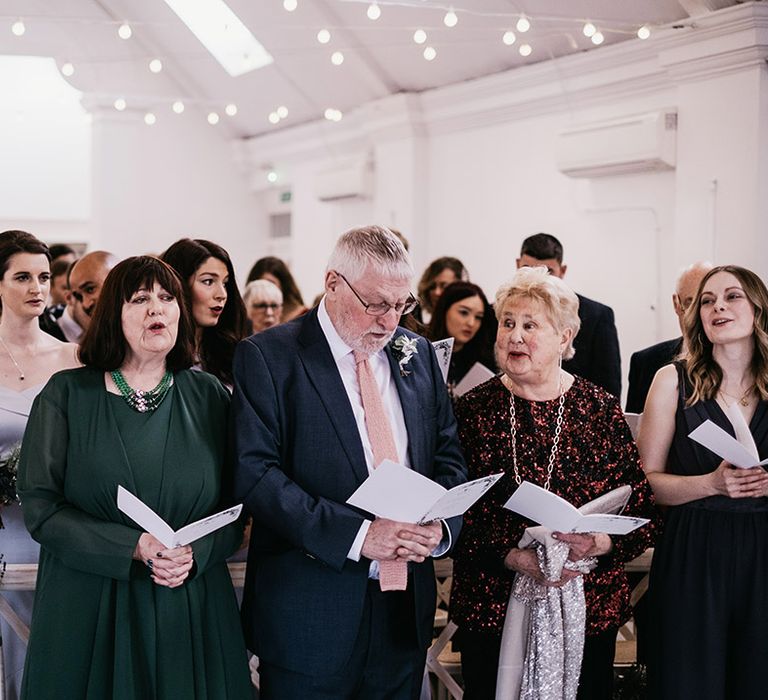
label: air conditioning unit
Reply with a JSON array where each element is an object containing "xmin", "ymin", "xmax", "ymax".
[
  {"xmin": 556, "ymin": 110, "xmax": 677, "ymax": 178},
  {"xmin": 314, "ymin": 159, "xmax": 373, "ymax": 201}
]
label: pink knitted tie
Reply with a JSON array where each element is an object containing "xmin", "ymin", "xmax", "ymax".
[{"xmin": 354, "ymin": 351, "xmax": 408, "ymax": 591}]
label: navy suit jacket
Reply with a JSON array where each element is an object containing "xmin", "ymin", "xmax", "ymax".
[
  {"xmin": 232, "ymin": 308, "xmax": 467, "ymax": 675},
  {"xmin": 625, "ymin": 336, "xmax": 682, "ymax": 413},
  {"xmin": 563, "ymin": 293, "xmax": 622, "ymax": 398}
]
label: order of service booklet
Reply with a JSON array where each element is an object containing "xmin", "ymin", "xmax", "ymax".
[
  {"xmin": 431, "ymin": 337, "xmax": 455, "ymax": 384},
  {"xmin": 117, "ymin": 485, "xmax": 243, "ymax": 548},
  {"xmin": 504, "ymin": 481, "xmax": 649, "ymax": 535},
  {"xmin": 688, "ymin": 402, "xmax": 768, "ymax": 469},
  {"xmin": 346, "ymin": 459, "xmax": 503, "ymax": 524}
]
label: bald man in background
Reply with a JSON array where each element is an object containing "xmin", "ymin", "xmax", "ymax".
[
  {"xmin": 56, "ymin": 250, "xmax": 118, "ymax": 342},
  {"xmin": 625, "ymin": 261, "xmax": 713, "ymax": 414}
]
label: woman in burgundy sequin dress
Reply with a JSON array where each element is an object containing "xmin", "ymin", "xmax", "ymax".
[{"xmin": 449, "ymin": 266, "xmax": 656, "ymax": 700}]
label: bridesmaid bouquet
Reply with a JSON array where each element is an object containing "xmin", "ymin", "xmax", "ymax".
[{"xmin": 0, "ymin": 443, "xmax": 21, "ymax": 528}]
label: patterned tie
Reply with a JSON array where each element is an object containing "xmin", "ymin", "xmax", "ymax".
[{"xmin": 354, "ymin": 350, "xmax": 409, "ymax": 591}]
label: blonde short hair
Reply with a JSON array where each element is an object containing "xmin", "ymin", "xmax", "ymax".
[
  {"xmin": 495, "ymin": 266, "xmax": 581, "ymax": 360},
  {"xmin": 243, "ymin": 279, "xmax": 283, "ymax": 306}
]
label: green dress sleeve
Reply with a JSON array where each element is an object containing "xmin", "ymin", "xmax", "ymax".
[
  {"xmin": 188, "ymin": 374, "xmax": 244, "ymax": 577},
  {"xmin": 18, "ymin": 380, "xmax": 141, "ymax": 580}
]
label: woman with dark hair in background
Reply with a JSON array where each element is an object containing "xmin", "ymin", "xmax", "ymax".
[
  {"xmin": 161, "ymin": 238, "xmax": 248, "ymax": 387},
  {"xmin": 427, "ymin": 281, "xmax": 496, "ymax": 396},
  {"xmin": 0, "ymin": 230, "xmax": 79, "ymax": 699},
  {"xmin": 415, "ymin": 256, "xmax": 468, "ymax": 325},
  {"xmin": 246, "ymin": 255, "xmax": 307, "ymax": 322},
  {"xmin": 18, "ymin": 256, "xmax": 251, "ymax": 699}
]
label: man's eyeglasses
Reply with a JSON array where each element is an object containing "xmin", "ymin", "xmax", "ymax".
[
  {"xmin": 251, "ymin": 303, "xmax": 282, "ymax": 312},
  {"xmin": 336, "ymin": 272, "xmax": 418, "ymax": 317}
]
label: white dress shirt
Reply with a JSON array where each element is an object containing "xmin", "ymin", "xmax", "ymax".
[
  {"xmin": 317, "ymin": 298, "xmax": 449, "ymax": 570},
  {"xmin": 57, "ymin": 306, "xmax": 84, "ymax": 343}
]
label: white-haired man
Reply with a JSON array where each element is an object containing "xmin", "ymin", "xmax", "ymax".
[{"xmin": 233, "ymin": 225, "xmax": 467, "ymax": 699}]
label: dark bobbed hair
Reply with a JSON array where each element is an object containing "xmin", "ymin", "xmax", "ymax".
[
  {"xmin": 246, "ymin": 256, "xmax": 305, "ymax": 309},
  {"xmin": 0, "ymin": 230, "xmax": 51, "ymax": 279},
  {"xmin": 520, "ymin": 233, "xmax": 564, "ymax": 263},
  {"xmin": 160, "ymin": 238, "xmax": 248, "ymax": 385},
  {"xmin": 683, "ymin": 264, "xmax": 768, "ymax": 406},
  {"xmin": 79, "ymin": 256, "xmax": 196, "ymax": 371},
  {"xmin": 417, "ymin": 256, "xmax": 468, "ymax": 313},
  {"xmin": 427, "ymin": 281, "xmax": 497, "ymax": 369}
]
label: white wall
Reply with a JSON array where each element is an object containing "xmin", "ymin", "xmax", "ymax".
[{"xmin": 240, "ymin": 2, "xmax": 768, "ymax": 402}]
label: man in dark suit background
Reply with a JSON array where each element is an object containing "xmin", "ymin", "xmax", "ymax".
[
  {"xmin": 625, "ymin": 261, "xmax": 713, "ymax": 413},
  {"xmin": 517, "ymin": 233, "xmax": 622, "ymax": 397},
  {"xmin": 233, "ymin": 225, "xmax": 467, "ymax": 699}
]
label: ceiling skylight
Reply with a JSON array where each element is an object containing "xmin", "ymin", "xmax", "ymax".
[{"xmin": 163, "ymin": 0, "xmax": 273, "ymax": 77}]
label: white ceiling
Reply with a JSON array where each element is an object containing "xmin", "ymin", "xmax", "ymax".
[{"xmin": 0, "ymin": 0, "xmax": 741, "ymax": 139}]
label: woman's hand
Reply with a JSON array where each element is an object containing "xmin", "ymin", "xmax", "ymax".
[
  {"xmin": 133, "ymin": 533, "xmax": 194, "ymax": 588},
  {"xmin": 503, "ymin": 547, "xmax": 580, "ymax": 588},
  {"xmin": 709, "ymin": 461, "xmax": 768, "ymax": 499},
  {"xmin": 552, "ymin": 532, "xmax": 612, "ymax": 561}
]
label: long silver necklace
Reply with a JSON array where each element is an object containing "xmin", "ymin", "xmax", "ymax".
[
  {"xmin": 0, "ymin": 334, "xmax": 25, "ymax": 381},
  {"xmin": 507, "ymin": 372, "xmax": 566, "ymax": 491}
]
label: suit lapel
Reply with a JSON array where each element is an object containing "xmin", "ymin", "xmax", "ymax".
[
  {"xmin": 297, "ymin": 310, "xmax": 369, "ymax": 484},
  {"xmin": 386, "ymin": 341, "xmax": 428, "ymax": 475}
]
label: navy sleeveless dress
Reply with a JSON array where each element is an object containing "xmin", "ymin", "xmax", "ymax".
[{"xmin": 648, "ymin": 364, "xmax": 768, "ymax": 699}]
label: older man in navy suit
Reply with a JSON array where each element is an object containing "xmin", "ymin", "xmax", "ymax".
[{"xmin": 233, "ymin": 226, "xmax": 467, "ymax": 699}]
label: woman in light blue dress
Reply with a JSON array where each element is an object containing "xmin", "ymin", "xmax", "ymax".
[{"xmin": 0, "ymin": 230, "xmax": 79, "ymax": 699}]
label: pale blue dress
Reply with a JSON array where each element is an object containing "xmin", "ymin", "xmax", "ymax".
[{"xmin": 0, "ymin": 382, "xmax": 43, "ymax": 700}]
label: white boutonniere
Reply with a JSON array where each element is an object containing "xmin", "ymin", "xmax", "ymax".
[{"xmin": 391, "ymin": 334, "xmax": 419, "ymax": 376}]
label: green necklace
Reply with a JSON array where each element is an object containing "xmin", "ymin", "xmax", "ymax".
[{"xmin": 111, "ymin": 369, "xmax": 173, "ymax": 413}]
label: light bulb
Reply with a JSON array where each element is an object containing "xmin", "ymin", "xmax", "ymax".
[
  {"xmin": 582, "ymin": 22, "xmax": 596, "ymax": 38},
  {"xmin": 61, "ymin": 62, "xmax": 75, "ymax": 77},
  {"xmin": 591, "ymin": 32, "xmax": 604, "ymax": 45},
  {"xmin": 144, "ymin": 112, "xmax": 156, "ymax": 125},
  {"xmin": 269, "ymin": 112, "xmax": 280, "ymax": 124},
  {"xmin": 267, "ymin": 171, "xmax": 278, "ymax": 184},
  {"xmin": 207, "ymin": 112, "xmax": 220, "ymax": 125},
  {"xmin": 118, "ymin": 23, "xmax": 132, "ymax": 40},
  {"xmin": 502, "ymin": 30, "xmax": 516, "ymax": 46},
  {"xmin": 317, "ymin": 29, "xmax": 331, "ymax": 44},
  {"xmin": 413, "ymin": 29, "xmax": 427, "ymax": 45},
  {"xmin": 114, "ymin": 98, "xmax": 127, "ymax": 111},
  {"xmin": 423, "ymin": 46, "xmax": 437, "ymax": 61},
  {"xmin": 276, "ymin": 105, "xmax": 289, "ymax": 119},
  {"xmin": 331, "ymin": 51, "xmax": 344, "ymax": 66},
  {"xmin": 444, "ymin": 10, "xmax": 458, "ymax": 28},
  {"xmin": 149, "ymin": 59, "xmax": 163, "ymax": 73},
  {"xmin": 11, "ymin": 20, "xmax": 25, "ymax": 36},
  {"xmin": 172, "ymin": 101, "xmax": 185, "ymax": 114},
  {"xmin": 516, "ymin": 16, "xmax": 530, "ymax": 33},
  {"xmin": 519, "ymin": 43, "xmax": 532, "ymax": 57},
  {"xmin": 283, "ymin": 0, "xmax": 297, "ymax": 11},
  {"xmin": 367, "ymin": 3, "xmax": 381, "ymax": 20},
  {"xmin": 637, "ymin": 25, "xmax": 651, "ymax": 40},
  {"xmin": 225, "ymin": 103, "xmax": 238, "ymax": 116}
]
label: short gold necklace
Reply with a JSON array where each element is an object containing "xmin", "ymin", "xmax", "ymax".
[
  {"xmin": 0, "ymin": 334, "xmax": 25, "ymax": 381},
  {"xmin": 719, "ymin": 384, "xmax": 754, "ymax": 408}
]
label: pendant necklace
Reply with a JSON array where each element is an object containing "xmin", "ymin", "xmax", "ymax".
[
  {"xmin": 506, "ymin": 372, "xmax": 566, "ymax": 491},
  {"xmin": 719, "ymin": 384, "xmax": 754, "ymax": 408},
  {"xmin": 111, "ymin": 369, "xmax": 173, "ymax": 413},
  {"xmin": 0, "ymin": 334, "xmax": 25, "ymax": 381}
]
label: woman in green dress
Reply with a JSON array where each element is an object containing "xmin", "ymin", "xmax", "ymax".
[{"xmin": 17, "ymin": 255, "xmax": 252, "ymax": 699}]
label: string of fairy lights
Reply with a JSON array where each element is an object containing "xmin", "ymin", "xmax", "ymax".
[{"xmin": 5, "ymin": 2, "xmax": 656, "ymax": 128}]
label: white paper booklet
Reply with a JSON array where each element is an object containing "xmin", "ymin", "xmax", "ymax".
[
  {"xmin": 431, "ymin": 337, "xmax": 455, "ymax": 384},
  {"xmin": 117, "ymin": 485, "xmax": 243, "ymax": 548},
  {"xmin": 346, "ymin": 459, "xmax": 503, "ymax": 524},
  {"xmin": 503, "ymin": 481, "xmax": 649, "ymax": 535},
  {"xmin": 453, "ymin": 362, "xmax": 495, "ymax": 397},
  {"xmin": 688, "ymin": 402, "xmax": 768, "ymax": 469}
]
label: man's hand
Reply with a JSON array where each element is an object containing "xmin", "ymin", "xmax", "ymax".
[{"xmin": 361, "ymin": 519, "xmax": 442, "ymax": 562}]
